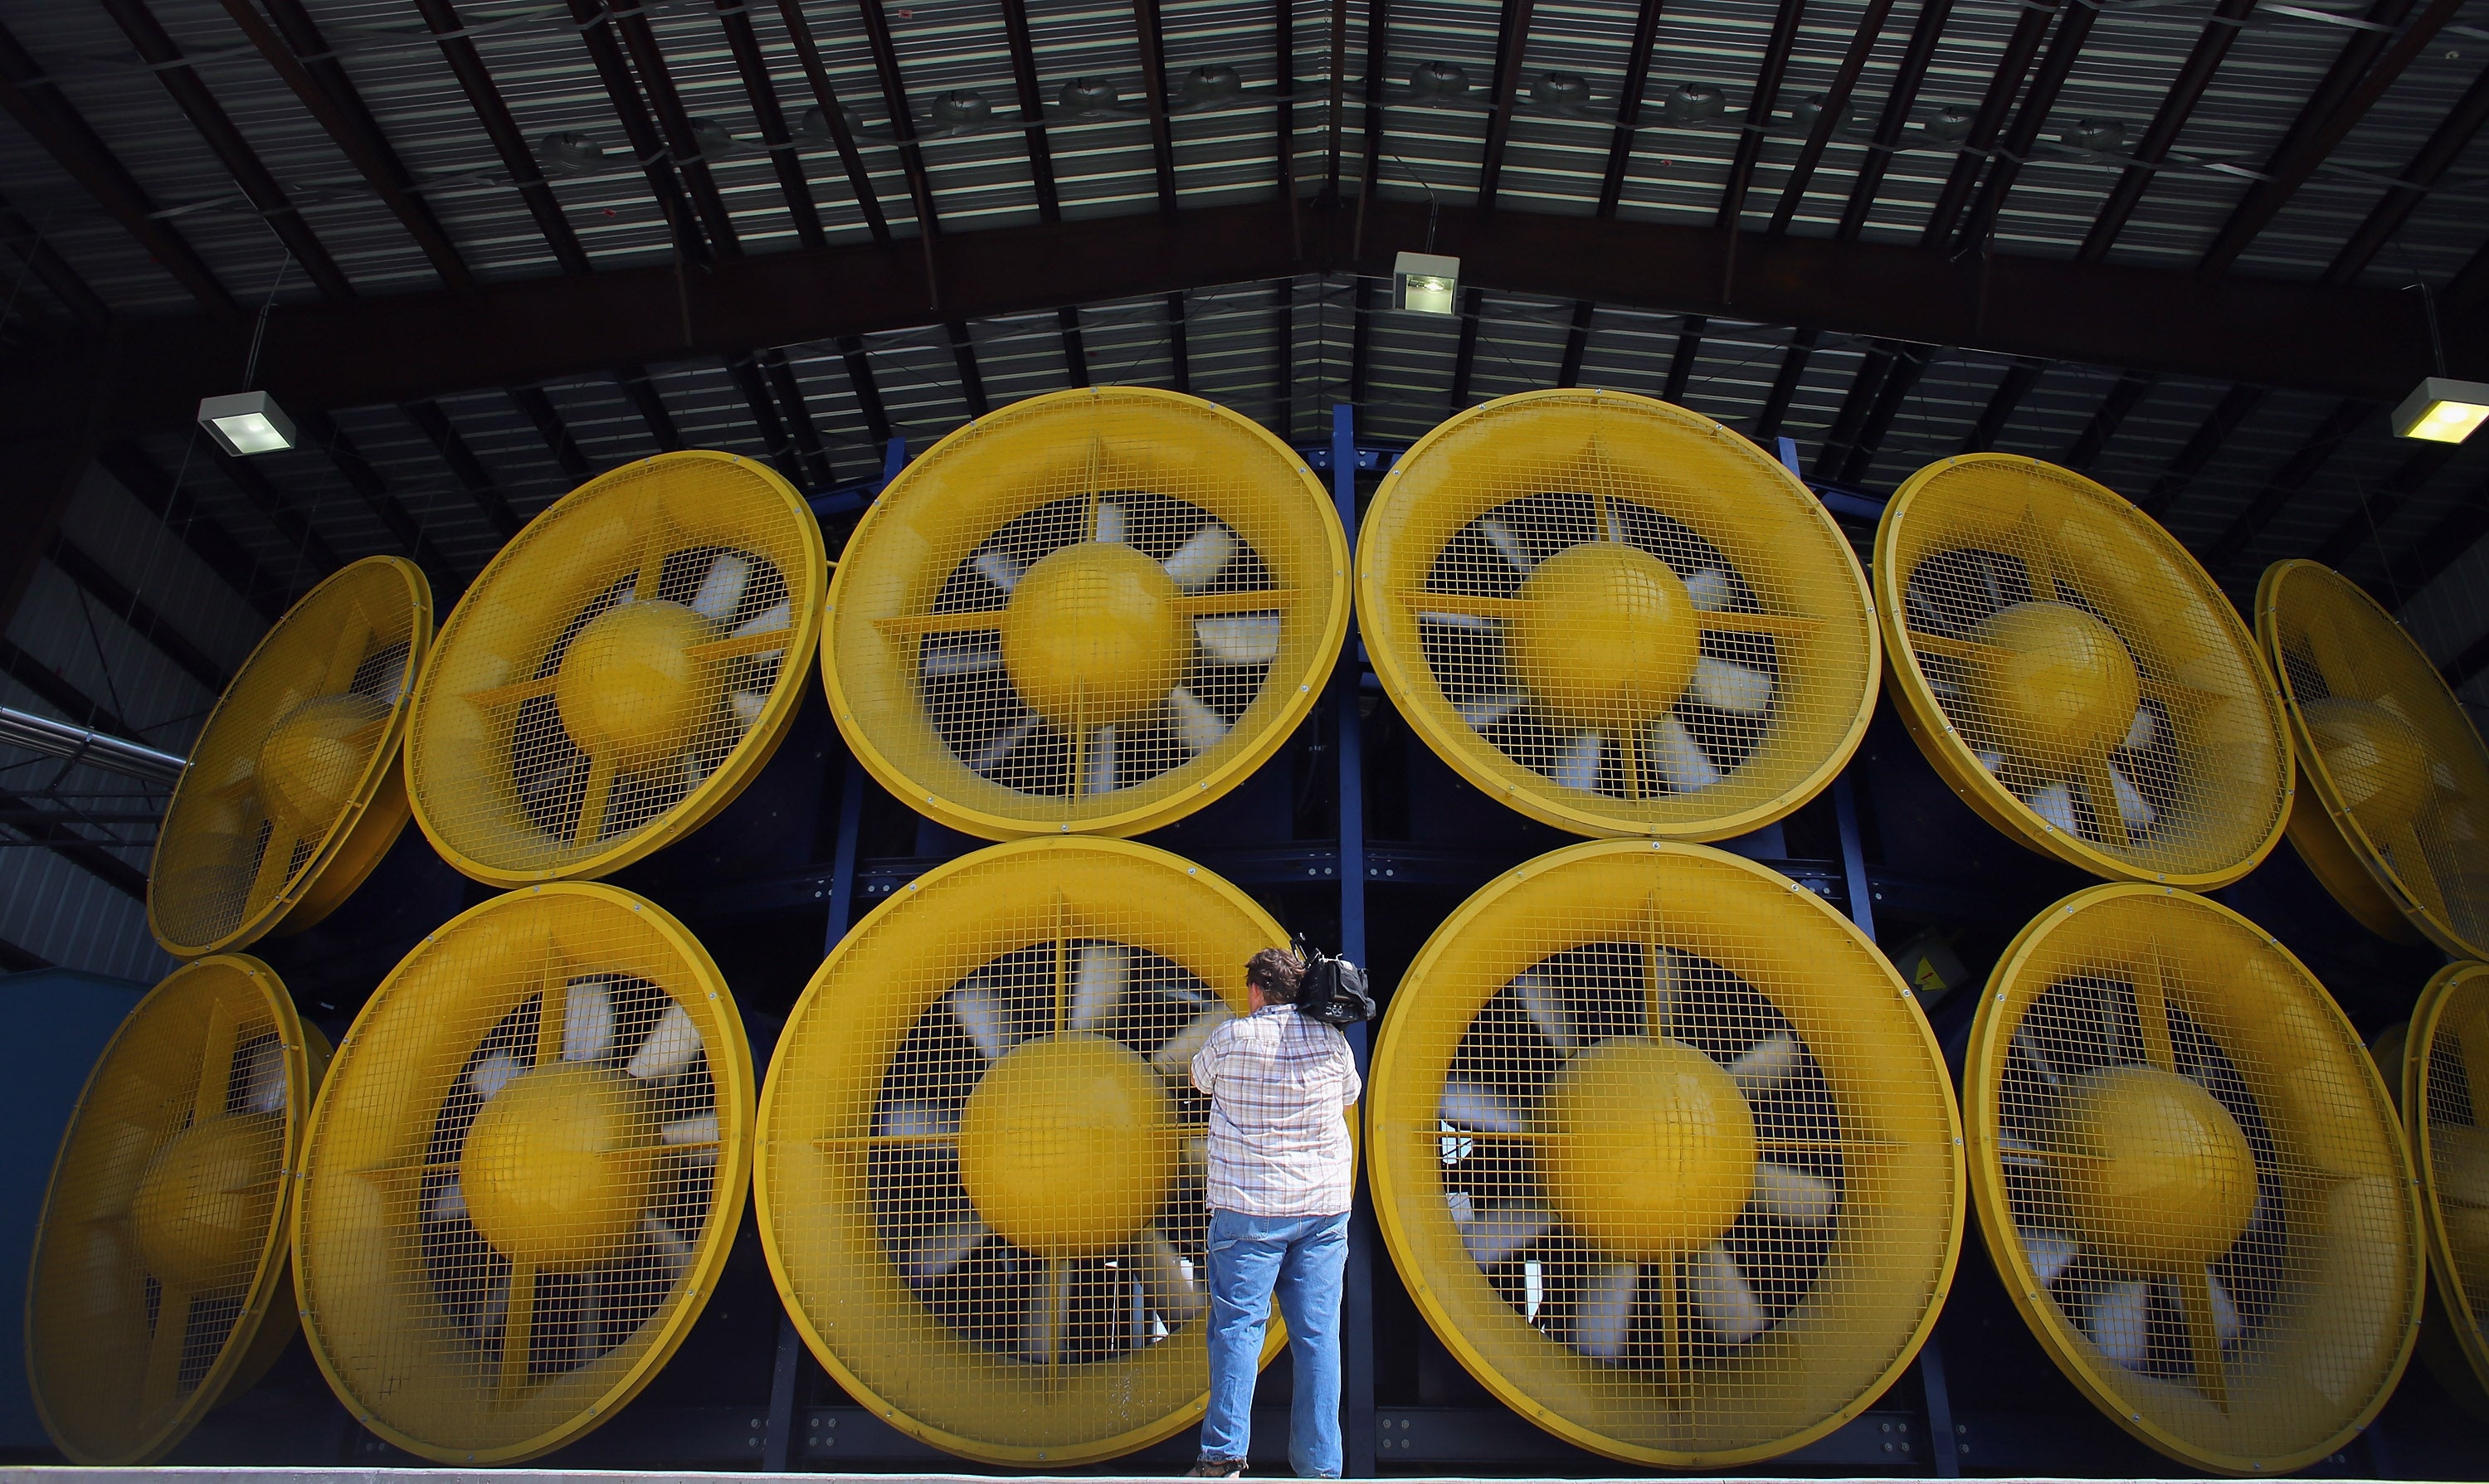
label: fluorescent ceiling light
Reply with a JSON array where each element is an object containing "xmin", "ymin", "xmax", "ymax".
[
  {"xmin": 2390, "ymin": 376, "xmax": 2489, "ymax": 445},
  {"xmin": 197, "ymin": 390, "xmax": 297, "ymax": 456},
  {"xmin": 1394, "ymin": 251, "xmax": 1461, "ymax": 316}
]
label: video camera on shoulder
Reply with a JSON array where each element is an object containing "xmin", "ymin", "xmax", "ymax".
[{"xmin": 1289, "ymin": 934, "xmax": 1376, "ymax": 1027}]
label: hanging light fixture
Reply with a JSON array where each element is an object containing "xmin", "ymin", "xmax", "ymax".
[
  {"xmin": 1393, "ymin": 251, "xmax": 1461, "ymax": 315},
  {"xmin": 2391, "ymin": 377, "xmax": 2489, "ymax": 444},
  {"xmin": 196, "ymin": 390, "xmax": 295, "ymax": 456}
]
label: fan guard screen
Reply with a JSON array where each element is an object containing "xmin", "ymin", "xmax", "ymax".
[
  {"xmin": 1355, "ymin": 389, "xmax": 1878, "ymax": 840},
  {"xmin": 293, "ymin": 883, "xmax": 751, "ymax": 1463},
  {"xmin": 2407, "ymin": 961, "xmax": 2489, "ymax": 1399},
  {"xmin": 1367, "ymin": 840, "xmax": 1961, "ymax": 1467},
  {"xmin": 757, "ymin": 838, "xmax": 1303, "ymax": 1465},
  {"xmin": 1878, "ymin": 455, "xmax": 2291, "ymax": 888},
  {"xmin": 1965, "ymin": 885, "xmax": 2418, "ymax": 1474},
  {"xmin": 823, "ymin": 387, "xmax": 1349, "ymax": 840}
]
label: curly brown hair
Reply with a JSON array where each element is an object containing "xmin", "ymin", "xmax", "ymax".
[{"xmin": 1244, "ymin": 946, "xmax": 1306, "ymax": 1004}]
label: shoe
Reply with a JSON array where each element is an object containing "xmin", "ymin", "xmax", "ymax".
[{"xmin": 1185, "ymin": 1461, "xmax": 1244, "ymax": 1477}]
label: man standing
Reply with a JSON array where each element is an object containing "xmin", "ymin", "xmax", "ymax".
[{"xmin": 1187, "ymin": 946, "xmax": 1361, "ymax": 1479}]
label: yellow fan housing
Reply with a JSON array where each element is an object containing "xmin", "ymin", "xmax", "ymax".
[
  {"xmin": 1356, "ymin": 389, "xmax": 1878, "ymax": 839},
  {"xmin": 2258, "ymin": 559, "xmax": 2489, "ymax": 956},
  {"xmin": 27, "ymin": 955, "xmax": 329, "ymax": 1463},
  {"xmin": 1963, "ymin": 883, "xmax": 2419, "ymax": 1475},
  {"xmin": 2400, "ymin": 960, "xmax": 2489, "ymax": 1400},
  {"xmin": 757, "ymin": 837, "xmax": 1303, "ymax": 1465},
  {"xmin": 150, "ymin": 556, "xmax": 431, "ymax": 956},
  {"xmin": 407, "ymin": 451, "xmax": 825, "ymax": 886},
  {"xmin": 1878, "ymin": 455, "xmax": 2292, "ymax": 888},
  {"xmin": 1367, "ymin": 839, "xmax": 1962, "ymax": 1467},
  {"xmin": 293, "ymin": 883, "xmax": 752, "ymax": 1463},
  {"xmin": 822, "ymin": 387, "xmax": 1349, "ymax": 839}
]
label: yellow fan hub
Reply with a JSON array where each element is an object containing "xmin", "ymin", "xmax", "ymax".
[
  {"xmin": 2304, "ymin": 697, "xmax": 2432, "ymax": 830},
  {"xmin": 460, "ymin": 1061, "xmax": 658, "ymax": 1271},
  {"xmin": 1968, "ymin": 601, "xmax": 2140, "ymax": 760},
  {"xmin": 955, "ymin": 1032, "xmax": 1179, "ymax": 1258},
  {"xmin": 1508, "ymin": 543, "xmax": 1701, "ymax": 727},
  {"xmin": 129, "ymin": 1114, "xmax": 285, "ymax": 1293},
  {"xmin": 1000, "ymin": 542, "xmax": 1187, "ymax": 729},
  {"xmin": 2058, "ymin": 1064, "xmax": 2255, "ymax": 1270},
  {"xmin": 554, "ymin": 600, "xmax": 720, "ymax": 769},
  {"xmin": 257, "ymin": 694, "xmax": 390, "ymax": 839},
  {"xmin": 1540, "ymin": 1035, "xmax": 1756, "ymax": 1261}
]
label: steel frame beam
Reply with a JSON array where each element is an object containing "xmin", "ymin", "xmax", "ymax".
[
  {"xmin": 617, "ymin": 363, "xmax": 685, "ymax": 450},
  {"xmin": 2063, "ymin": 371, "xmax": 2151, "ymax": 470},
  {"xmin": 290, "ymin": 406, "xmax": 466, "ymax": 594},
  {"xmin": 2077, "ymin": 0, "xmax": 2258, "ymax": 260},
  {"xmin": 2136, "ymin": 383, "xmax": 2266, "ymax": 517},
  {"xmin": 1475, "ymin": 0, "xmax": 1536, "ymax": 210},
  {"xmin": 399, "ymin": 399, "xmax": 524, "ymax": 539},
  {"xmin": 1962, "ymin": 358, "xmax": 2044, "ymax": 452},
  {"xmin": 1594, "ymin": 0, "xmax": 1667, "ymax": 217},
  {"xmin": 44, "ymin": 536, "xmax": 230, "ymax": 693},
  {"xmin": 1944, "ymin": 0, "xmax": 2102, "ymax": 254},
  {"xmin": 1766, "ymin": 0, "xmax": 1902, "ymax": 236},
  {"xmin": 2202, "ymin": 397, "xmax": 2373, "ymax": 576},
  {"xmin": 93, "ymin": 442, "xmax": 290, "ymax": 620},
  {"xmin": 1917, "ymin": 0, "xmax": 2062, "ymax": 251},
  {"xmin": 776, "ymin": 0, "xmax": 894, "ymax": 246},
  {"xmin": 414, "ymin": 0, "xmax": 592, "ymax": 275},
  {"xmin": 2310, "ymin": 442, "xmax": 2457, "ymax": 570},
  {"xmin": 711, "ymin": 0, "xmax": 826, "ymax": 249},
  {"xmin": 1133, "ymin": 0, "xmax": 1182, "ymax": 212},
  {"xmin": 1716, "ymin": 0, "xmax": 1809, "ymax": 234},
  {"xmin": 1838, "ymin": 0, "xmax": 1954, "ymax": 241}
]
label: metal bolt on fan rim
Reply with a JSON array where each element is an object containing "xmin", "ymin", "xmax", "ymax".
[
  {"xmin": 27, "ymin": 955, "xmax": 326, "ymax": 1464},
  {"xmin": 1877, "ymin": 454, "xmax": 2293, "ymax": 889},
  {"xmin": 822, "ymin": 387, "xmax": 1350, "ymax": 841},
  {"xmin": 2402, "ymin": 961, "xmax": 2489, "ymax": 1403},
  {"xmin": 1355, "ymin": 388, "xmax": 1880, "ymax": 841},
  {"xmin": 2257, "ymin": 559, "xmax": 2489, "ymax": 959},
  {"xmin": 404, "ymin": 450, "xmax": 826, "ymax": 887},
  {"xmin": 292, "ymin": 882, "xmax": 753, "ymax": 1464},
  {"xmin": 1366, "ymin": 839, "xmax": 1964, "ymax": 1468},
  {"xmin": 150, "ymin": 556, "xmax": 432, "ymax": 957},
  {"xmin": 756, "ymin": 837, "xmax": 1313, "ymax": 1466},
  {"xmin": 1962, "ymin": 883, "xmax": 2420, "ymax": 1476}
]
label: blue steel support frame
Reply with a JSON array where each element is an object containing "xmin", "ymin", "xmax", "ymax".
[{"xmin": 1333, "ymin": 404, "xmax": 1379, "ymax": 1477}]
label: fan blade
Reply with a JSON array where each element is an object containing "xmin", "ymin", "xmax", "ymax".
[
  {"xmin": 574, "ymin": 755, "xmax": 617, "ymax": 848},
  {"xmin": 2085, "ymin": 1279, "xmax": 2152, "ymax": 1369},
  {"xmin": 732, "ymin": 598, "xmax": 792, "ymax": 644},
  {"xmin": 1750, "ymin": 1161, "xmax": 1836, "ymax": 1226},
  {"xmin": 1071, "ymin": 943, "xmax": 1129, "ymax": 1032},
  {"xmin": 2389, "ymin": 825, "xmax": 2453, "ymax": 920},
  {"xmin": 662, "ymin": 1114, "xmax": 721, "ymax": 1165},
  {"xmin": 1139, "ymin": 1228, "xmax": 1207, "ymax": 1324},
  {"xmin": 469, "ymin": 1051, "xmax": 523, "ymax": 1102},
  {"xmin": 2024, "ymin": 1227, "xmax": 2078, "ymax": 1286},
  {"xmin": 1574, "ymin": 1261, "xmax": 1639, "ymax": 1360},
  {"xmin": 1999, "ymin": 1135, "xmax": 2051, "ymax": 1169},
  {"xmin": 1552, "ymin": 732, "xmax": 1603, "ymax": 792},
  {"xmin": 2027, "ymin": 781, "xmax": 2078, "ymax": 835},
  {"xmin": 1478, "ymin": 517, "xmax": 1533, "ymax": 573},
  {"xmin": 2123, "ymin": 706, "xmax": 2159, "ymax": 751},
  {"xmin": 1690, "ymin": 656, "xmax": 1773, "ymax": 714},
  {"xmin": 1152, "ymin": 1005, "xmax": 1235, "ymax": 1078},
  {"xmin": 975, "ymin": 550, "xmax": 1026, "ymax": 593},
  {"xmin": 498, "ymin": 1263, "xmax": 539, "ymax": 1394},
  {"xmin": 972, "ymin": 712, "xmax": 1039, "ymax": 773},
  {"xmin": 140, "ymin": 1284, "xmax": 193, "ymax": 1411},
  {"xmin": 1728, "ymin": 1034, "xmax": 1801, "ymax": 1097},
  {"xmin": 691, "ymin": 552, "xmax": 751, "ymax": 622},
  {"xmin": 2435, "ymin": 1126, "xmax": 2489, "ymax": 1206},
  {"xmin": 1420, "ymin": 609, "xmax": 1501, "ymax": 632},
  {"xmin": 563, "ymin": 976, "xmax": 616, "ymax": 1063},
  {"xmin": 1515, "ymin": 973, "xmax": 1580, "ymax": 1056},
  {"xmin": 874, "ymin": 1101, "xmax": 957, "ymax": 1140},
  {"xmin": 1975, "ymin": 747, "xmax": 2006, "ymax": 775},
  {"xmin": 428, "ymin": 1177, "xmax": 469, "ymax": 1226},
  {"xmin": 899, "ymin": 1219, "xmax": 991, "ymax": 1282},
  {"xmin": 1439, "ymin": 1076, "xmax": 1527, "ymax": 1134},
  {"xmin": 643, "ymin": 1214, "xmax": 696, "ymax": 1286},
  {"xmin": 921, "ymin": 639, "xmax": 1004, "ymax": 678},
  {"xmin": 1094, "ymin": 501, "xmax": 1128, "ymax": 544},
  {"xmin": 2208, "ymin": 1268, "xmax": 2241, "ymax": 1347},
  {"xmin": 1170, "ymin": 687, "xmax": 1231, "ymax": 754},
  {"xmin": 238, "ymin": 1035, "xmax": 287, "ymax": 1116},
  {"xmin": 1085, "ymin": 725, "xmax": 1119, "ymax": 796},
  {"xmin": 1683, "ymin": 568, "xmax": 1733, "ymax": 612},
  {"xmin": 1650, "ymin": 713, "xmax": 1722, "ymax": 793},
  {"xmin": 1021, "ymin": 1259, "xmax": 1074, "ymax": 1361},
  {"xmin": 2107, "ymin": 761, "xmax": 2153, "ymax": 834},
  {"xmin": 1689, "ymin": 1243, "xmax": 1767, "ymax": 1339},
  {"xmin": 1459, "ymin": 1204, "xmax": 1552, "ymax": 1265},
  {"xmin": 729, "ymin": 689, "xmax": 767, "ymax": 732},
  {"xmin": 1459, "ymin": 691, "xmax": 1528, "ymax": 730},
  {"xmin": 1164, "ymin": 523, "xmax": 1237, "ymax": 591},
  {"xmin": 1186, "ymin": 1134, "xmax": 1209, "ymax": 1177},
  {"xmin": 627, "ymin": 1003, "xmax": 704, "ymax": 1079},
  {"xmin": 952, "ymin": 982, "xmax": 1026, "ymax": 1063},
  {"xmin": 1196, "ymin": 615, "xmax": 1281, "ymax": 665},
  {"xmin": 1446, "ymin": 1189, "xmax": 1477, "ymax": 1227}
]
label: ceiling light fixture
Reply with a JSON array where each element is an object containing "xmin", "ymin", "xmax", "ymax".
[
  {"xmin": 1394, "ymin": 251, "xmax": 1461, "ymax": 315},
  {"xmin": 2395, "ymin": 284, "xmax": 2486, "ymax": 444},
  {"xmin": 197, "ymin": 390, "xmax": 296, "ymax": 456}
]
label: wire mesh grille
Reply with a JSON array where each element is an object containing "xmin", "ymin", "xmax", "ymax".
[
  {"xmin": 2409, "ymin": 961, "xmax": 2489, "ymax": 1397},
  {"xmin": 2260, "ymin": 560, "xmax": 2489, "ymax": 960},
  {"xmin": 1357, "ymin": 390, "xmax": 1877, "ymax": 841},
  {"xmin": 27, "ymin": 956, "xmax": 312, "ymax": 1464},
  {"xmin": 1967, "ymin": 886, "xmax": 2418, "ymax": 1472},
  {"xmin": 824, "ymin": 387, "xmax": 1348, "ymax": 840},
  {"xmin": 293, "ymin": 884, "xmax": 750, "ymax": 1463},
  {"xmin": 406, "ymin": 452, "xmax": 823, "ymax": 885},
  {"xmin": 1879, "ymin": 455, "xmax": 2292, "ymax": 887},
  {"xmin": 1366, "ymin": 841, "xmax": 1961, "ymax": 1467},
  {"xmin": 757, "ymin": 838, "xmax": 1297, "ymax": 1465},
  {"xmin": 151, "ymin": 557, "xmax": 429, "ymax": 956}
]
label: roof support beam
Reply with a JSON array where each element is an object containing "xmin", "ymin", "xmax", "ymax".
[
  {"xmin": 1756, "ymin": 328, "xmax": 1819, "ymax": 442},
  {"xmin": 2311, "ymin": 443, "xmax": 2455, "ymax": 571},
  {"xmin": 616, "ymin": 363, "xmax": 683, "ymax": 450},
  {"xmin": 606, "ymin": 1, "xmax": 744, "ymax": 255},
  {"xmin": 0, "ymin": 190, "xmax": 110, "ymax": 332},
  {"xmin": 1766, "ymin": 0, "xmax": 1902, "ymax": 236},
  {"xmin": 1132, "ymin": 0, "xmax": 1181, "ymax": 212},
  {"xmin": 724, "ymin": 352, "xmax": 801, "ymax": 484},
  {"xmin": 399, "ymin": 401, "xmax": 524, "ymax": 539},
  {"xmin": 1058, "ymin": 308, "xmax": 1090, "ymax": 387},
  {"xmin": 207, "ymin": 449, "xmax": 343, "ymax": 577},
  {"xmin": 1839, "ymin": 343, "xmax": 1929, "ymax": 483},
  {"xmin": 711, "ymin": 0, "xmax": 826, "ymax": 249},
  {"xmin": 2065, "ymin": 372, "xmax": 2151, "ymax": 470},
  {"xmin": 1963, "ymin": 358, "xmax": 2045, "ymax": 452},
  {"xmin": 563, "ymin": 0, "xmax": 708, "ymax": 260},
  {"xmin": 997, "ymin": 0, "xmax": 1063, "ymax": 220},
  {"xmin": 1347, "ymin": 275, "xmax": 1372, "ymax": 405},
  {"xmin": 2136, "ymin": 383, "xmax": 2265, "ymax": 517},
  {"xmin": 1838, "ymin": 0, "xmax": 1955, "ymax": 241},
  {"xmin": 839, "ymin": 338, "xmax": 893, "ymax": 445},
  {"xmin": 2323, "ymin": 60, "xmax": 2489, "ymax": 285},
  {"xmin": 2377, "ymin": 472, "xmax": 2489, "ymax": 606},
  {"xmin": 1716, "ymin": 0, "xmax": 1809, "ymax": 233},
  {"xmin": 858, "ymin": 0, "xmax": 945, "ymax": 240},
  {"xmin": 2203, "ymin": 397, "xmax": 2374, "ymax": 575},
  {"xmin": 46, "ymin": 536, "xmax": 231, "ymax": 693},
  {"xmin": 1663, "ymin": 314, "xmax": 1703, "ymax": 404},
  {"xmin": 776, "ymin": 0, "xmax": 893, "ymax": 245},
  {"xmin": 2077, "ymin": 0, "xmax": 2258, "ymax": 260},
  {"xmin": 1167, "ymin": 292, "xmax": 1192, "ymax": 395},
  {"xmin": 414, "ymin": 0, "xmax": 591, "ymax": 275},
  {"xmin": 1476, "ymin": 0, "xmax": 1536, "ymax": 210},
  {"xmin": 1946, "ymin": 0, "xmax": 2103, "ymax": 254},
  {"xmin": 0, "ymin": 435, "xmax": 87, "ymax": 634},
  {"xmin": 505, "ymin": 387, "xmax": 593, "ymax": 484},
  {"xmin": 292, "ymin": 406, "xmax": 466, "ymax": 592},
  {"xmin": 1448, "ymin": 285, "xmax": 1484, "ymax": 409},
  {"xmin": 1557, "ymin": 300, "xmax": 1594, "ymax": 387},
  {"xmin": 0, "ymin": 639, "xmax": 145, "ymax": 746},
  {"xmin": 758, "ymin": 350, "xmax": 830, "ymax": 486},
  {"xmin": 1595, "ymin": 0, "xmax": 1668, "ymax": 217},
  {"xmin": 0, "ymin": 782, "xmax": 145, "ymax": 900},
  {"xmin": 1917, "ymin": 0, "xmax": 2063, "ymax": 250},
  {"xmin": 93, "ymin": 442, "xmax": 290, "ymax": 620},
  {"xmin": 947, "ymin": 323, "xmax": 990, "ymax": 417}
]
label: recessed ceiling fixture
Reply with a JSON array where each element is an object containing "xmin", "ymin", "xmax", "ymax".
[{"xmin": 197, "ymin": 389, "xmax": 295, "ymax": 456}]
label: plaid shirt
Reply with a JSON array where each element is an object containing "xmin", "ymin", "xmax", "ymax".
[{"xmin": 1191, "ymin": 1004, "xmax": 1361, "ymax": 1218}]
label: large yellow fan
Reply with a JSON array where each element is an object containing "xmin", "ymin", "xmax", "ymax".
[
  {"xmin": 406, "ymin": 451, "xmax": 824, "ymax": 886},
  {"xmin": 1366, "ymin": 839, "xmax": 1961, "ymax": 1467},
  {"xmin": 2258, "ymin": 559, "xmax": 2489, "ymax": 956},
  {"xmin": 292, "ymin": 883, "xmax": 752, "ymax": 1463},
  {"xmin": 1355, "ymin": 389, "xmax": 1878, "ymax": 839},
  {"xmin": 1878, "ymin": 455, "xmax": 2292, "ymax": 888},
  {"xmin": 1962, "ymin": 883, "xmax": 2418, "ymax": 1474},
  {"xmin": 757, "ymin": 838, "xmax": 1302, "ymax": 1465},
  {"xmin": 26, "ymin": 955, "xmax": 329, "ymax": 1462},
  {"xmin": 821, "ymin": 387, "xmax": 1349, "ymax": 839},
  {"xmin": 2396, "ymin": 961, "xmax": 2489, "ymax": 1404},
  {"xmin": 150, "ymin": 556, "xmax": 431, "ymax": 956}
]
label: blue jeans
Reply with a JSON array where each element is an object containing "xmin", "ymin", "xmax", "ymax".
[{"xmin": 1199, "ymin": 1208, "xmax": 1349, "ymax": 1477}]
